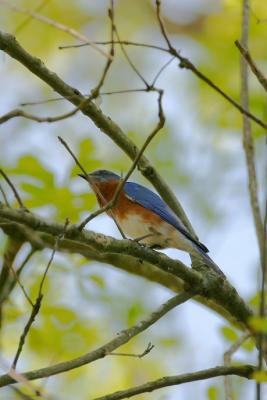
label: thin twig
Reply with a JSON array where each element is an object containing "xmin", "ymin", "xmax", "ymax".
[
  {"xmin": 155, "ymin": 0, "xmax": 173, "ymax": 50},
  {"xmin": 11, "ymin": 295, "xmax": 43, "ymax": 369},
  {"xmin": 93, "ymin": 365, "xmax": 255, "ymax": 400},
  {"xmin": 240, "ymin": 1, "xmax": 264, "ymax": 398},
  {"xmin": 0, "ymin": 169, "xmax": 27, "ymax": 209},
  {"xmin": 0, "ymin": 106, "xmax": 81, "ymax": 125},
  {"xmin": 88, "ymin": 0, "xmax": 115, "ymax": 100},
  {"xmin": 11, "ymin": 218, "xmax": 69, "ymax": 369},
  {"xmin": 19, "ymin": 88, "xmax": 147, "ymax": 106},
  {"xmin": 78, "ymin": 90, "xmax": 165, "ymax": 230},
  {"xmin": 2, "ymin": 248, "xmax": 36, "ymax": 305},
  {"xmin": 0, "ymin": 291, "xmax": 194, "ymax": 386},
  {"xmin": 59, "ymin": 36, "xmax": 267, "ymax": 130},
  {"xmin": 239, "ymin": 0, "xmax": 264, "ymax": 272},
  {"xmin": 109, "ymin": 342, "xmax": 154, "ymax": 358},
  {"xmin": 0, "ymin": 0, "xmax": 109, "ymax": 59},
  {"xmin": 235, "ymin": 40, "xmax": 267, "ymax": 92},
  {"xmin": 114, "ymin": 27, "xmax": 149, "ymax": 88},
  {"xmin": 38, "ymin": 218, "xmax": 69, "ymax": 296},
  {"xmin": 57, "ymin": 136, "xmax": 126, "ymax": 238},
  {"xmin": 151, "ymin": 56, "xmax": 175, "ymax": 86},
  {"xmin": 223, "ymin": 333, "xmax": 251, "ymax": 400},
  {"xmin": 0, "ymin": 183, "xmax": 10, "ymax": 207},
  {"xmin": 59, "ymin": 40, "xmax": 167, "ymax": 52},
  {"xmin": 7, "ymin": 248, "xmax": 36, "ymax": 296},
  {"xmin": 8, "ymin": 263, "xmax": 33, "ymax": 307}
]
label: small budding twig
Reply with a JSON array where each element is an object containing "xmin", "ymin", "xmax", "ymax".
[{"xmin": 109, "ymin": 342, "xmax": 154, "ymax": 359}]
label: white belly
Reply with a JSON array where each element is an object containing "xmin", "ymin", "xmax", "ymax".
[{"xmin": 117, "ymin": 213, "xmax": 194, "ymax": 252}]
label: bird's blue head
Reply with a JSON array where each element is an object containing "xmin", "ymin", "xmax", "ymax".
[{"xmin": 78, "ymin": 169, "xmax": 120, "ymax": 183}]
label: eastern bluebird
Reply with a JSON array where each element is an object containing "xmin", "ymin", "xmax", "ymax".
[{"xmin": 79, "ymin": 169, "xmax": 224, "ymax": 277}]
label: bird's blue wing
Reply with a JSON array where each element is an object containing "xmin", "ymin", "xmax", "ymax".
[{"xmin": 124, "ymin": 181, "xmax": 209, "ymax": 253}]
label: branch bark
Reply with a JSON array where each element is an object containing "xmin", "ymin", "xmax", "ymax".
[
  {"xmin": 0, "ymin": 203, "xmax": 254, "ymax": 332},
  {"xmin": 93, "ymin": 364, "xmax": 255, "ymax": 400},
  {"xmin": 0, "ymin": 291, "xmax": 193, "ymax": 387}
]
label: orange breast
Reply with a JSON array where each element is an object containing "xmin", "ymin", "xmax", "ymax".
[{"xmin": 93, "ymin": 180, "xmax": 163, "ymax": 224}]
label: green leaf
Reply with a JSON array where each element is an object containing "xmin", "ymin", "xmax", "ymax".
[
  {"xmin": 207, "ymin": 385, "xmax": 219, "ymax": 400},
  {"xmin": 9, "ymin": 155, "xmax": 54, "ymax": 185},
  {"xmin": 90, "ymin": 274, "xmax": 105, "ymax": 288},
  {"xmin": 241, "ymin": 338, "xmax": 255, "ymax": 352},
  {"xmin": 253, "ymin": 370, "xmax": 267, "ymax": 382},
  {"xmin": 127, "ymin": 302, "xmax": 145, "ymax": 326},
  {"xmin": 159, "ymin": 337, "xmax": 180, "ymax": 347},
  {"xmin": 70, "ymin": 138, "xmax": 101, "ymax": 177},
  {"xmin": 220, "ymin": 326, "xmax": 238, "ymax": 342},
  {"xmin": 249, "ymin": 316, "xmax": 267, "ymax": 333}
]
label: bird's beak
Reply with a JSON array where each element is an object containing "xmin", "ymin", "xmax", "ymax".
[{"xmin": 78, "ymin": 173, "xmax": 95, "ymax": 185}]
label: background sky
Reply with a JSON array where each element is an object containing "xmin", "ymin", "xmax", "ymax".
[{"xmin": 0, "ymin": 0, "xmax": 267, "ymax": 399}]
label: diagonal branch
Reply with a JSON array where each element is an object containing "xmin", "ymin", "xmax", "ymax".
[
  {"xmin": 0, "ymin": 204, "xmax": 255, "ymax": 333},
  {"xmin": 93, "ymin": 364, "xmax": 255, "ymax": 400},
  {"xmin": 0, "ymin": 169, "xmax": 27, "ymax": 210},
  {"xmin": 235, "ymin": 40, "xmax": 267, "ymax": 93},
  {"xmin": 0, "ymin": 291, "xmax": 194, "ymax": 387}
]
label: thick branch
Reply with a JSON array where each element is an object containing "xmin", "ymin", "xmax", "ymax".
[
  {"xmin": 0, "ymin": 204, "xmax": 254, "ymax": 331},
  {"xmin": 93, "ymin": 365, "xmax": 255, "ymax": 400}
]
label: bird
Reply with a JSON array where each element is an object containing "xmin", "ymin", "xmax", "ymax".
[{"xmin": 78, "ymin": 169, "xmax": 224, "ymax": 277}]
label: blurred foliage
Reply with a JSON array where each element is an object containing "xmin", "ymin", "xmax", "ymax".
[
  {"xmin": 253, "ymin": 370, "xmax": 267, "ymax": 382},
  {"xmin": 207, "ymin": 386, "xmax": 220, "ymax": 400},
  {"xmin": 0, "ymin": 0, "xmax": 266, "ymax": 399},
  {"xmin": 249, "ymin": 316, "xmax": 267, "ymax": 333}
]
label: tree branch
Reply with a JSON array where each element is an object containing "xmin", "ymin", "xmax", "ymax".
[
  {"xmin": 235, "ymin": 40, "xmax": 267, "ymax": 93},
  {"xmin": 0, "ymin": 291, "xmax": 193, "ymax": 387},
  {"xmin": 93, "ymin": 365, "xmax": 256, "ymax": 400},
  {"xmin": 239, "ymin": 0, "xmax": 264, "ymax": 272},
  {"xmin": 0, "ymin": 204, "xmax": 255, "ymax": 332}
]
